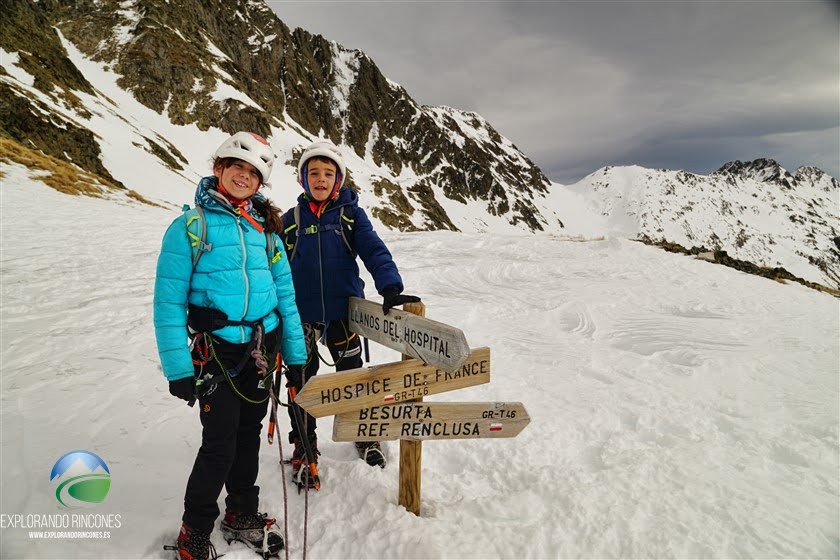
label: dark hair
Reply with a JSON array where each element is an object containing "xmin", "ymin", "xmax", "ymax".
[
  {"xmin": 252, "ymin": 196, "xmax": 284, "ymax": 234},
  {"xmin": 308, "ymin": 155, "xmax": 338, "ymax": 168}
]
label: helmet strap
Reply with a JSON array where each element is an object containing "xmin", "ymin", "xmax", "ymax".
[
  {"xmin": 299, "ymin": 161, "xmax": 313, "ymax": 199},
  {"xmin": 331, "ymin": 171, "xmax": 343, "ymax": 198}
]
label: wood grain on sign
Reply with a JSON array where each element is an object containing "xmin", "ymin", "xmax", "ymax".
[
  {"xmin": 348, "ymin": 297, "xmax": 470, "ymax": 371},
  {"xmin": 294, "ymin": 347, "xmax": 491, "ymax": 418},
  {"xmin": 399, "ymin": 300, "xmax": 425, "ymax": 517},
  {"xmin": 332, "ymin": 402, "xmax": 531, "ymax": 442}
]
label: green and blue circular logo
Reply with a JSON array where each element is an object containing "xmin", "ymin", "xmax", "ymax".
[{"xmin": 49, "ymin": 450, "xmax": 111, "ymax": 508}]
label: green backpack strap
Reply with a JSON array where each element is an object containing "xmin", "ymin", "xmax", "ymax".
[
  {"xmin": 266, "ymin": 231, "xmax": 281, "ymax": 266},
  {"xmin": 184, "ymin": 205, "xmax": 211, "ymax": 268}
]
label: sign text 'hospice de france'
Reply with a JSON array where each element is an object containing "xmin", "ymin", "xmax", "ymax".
[
  {"xmin": 348, "ymin": 297, "xmax": 470, "ymax": 371},
  {"xmin": 332, "ymin": 402, "xmax": 531, "ymax": 442},
  {"xmin": 294, "ymin": 347, "xmax": 491, "ymax": 418}
]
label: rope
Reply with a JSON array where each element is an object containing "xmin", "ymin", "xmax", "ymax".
[
  {"xmin": 202, "ymin": 333, "xmax": 270, "ymax": 404},
  {"xmin": 310, "ymin": 321, "xmax": 356, "ymax": 368},
  {"xmin": 303, "ymin": 481, "xmax": 309, "ymax": 560},
  {"xmin": 268, "ymin": 374, "xmax": 290, "ymax": 560},
  {"xmin": 272, "ymin": 364, "xmax": 315, "ymax": 560},
  {"xmin": 250, "ymin": 324, "xmax": 269, "ymax": 374},
  {"xmin": 286, "ymin": 364, "xmax": 314, "ymax": 560}
]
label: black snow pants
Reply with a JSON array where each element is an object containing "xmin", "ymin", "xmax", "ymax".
[
  {"xmin": 285, "ymin": 319, "xmax": 363, "ymax": 444},
  {"xmin": 182, "ymin": 328, "xmax": 280, "ymax": 534}
]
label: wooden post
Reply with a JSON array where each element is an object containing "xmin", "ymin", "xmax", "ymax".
[{"xmin": 399, "ymin": 301, "xmax": 425, "ymax": 516}]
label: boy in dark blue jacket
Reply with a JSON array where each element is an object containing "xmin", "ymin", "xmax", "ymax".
[{"xmin": 280, "ymin": 140, "xmax": 419, "ymax": 481}]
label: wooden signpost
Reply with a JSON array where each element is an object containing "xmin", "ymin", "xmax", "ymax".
[
  {"xmin": 348, "ymin": 297, "xmax": 471, "ymax": 371},
  {"xmin": 294, "ymin": 299, "xmax": 530, "ymax": 517},
  {"xmin": 294, "ymin": 347, "xmax": 491, "ymax": 418},
  {"xmin": 399, "ymin": 301, "xmax": 425, "ymax": 517},
  {"xmin": 333, "ymin": 401, "xmax": 531, "ymax": 442}
]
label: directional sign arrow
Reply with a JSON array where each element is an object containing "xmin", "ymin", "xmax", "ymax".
[
  {"xmin": 348, "ymin": 297, "xmax": 470, "ymax": 371},
  {"xmin": 294, "ymin": 347, "xmax": 491, "ymax": 418},
  {"xmin": 332, "ymin": 401, "xmax": 531, "ymax": 442}
]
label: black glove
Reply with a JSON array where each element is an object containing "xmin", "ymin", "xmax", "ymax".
[
  {"xmin": 285, "ymin": 364, "xmax": 308, "ymax": 393},
  {"xmin": 381, "ymin": 287, "xmax": 421, "ymax": 315},
  {"xmin": 169, "ymin": 377, "xmax": 196, "ymax": 404}
]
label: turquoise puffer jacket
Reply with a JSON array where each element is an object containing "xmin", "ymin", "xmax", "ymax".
[{"xmin": 154, "ymin": 177, "xmax": 308, "ymax": 381}]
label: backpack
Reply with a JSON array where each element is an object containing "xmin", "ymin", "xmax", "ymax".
[
  {"xmin": 183, "ymin": 205, "xmax": 280, "ymax": 269},
  {"xmin": 284, "ymin": 204, "xmax": 355, "ymax": 262}
]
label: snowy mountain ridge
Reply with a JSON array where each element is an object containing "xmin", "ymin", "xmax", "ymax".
[
  {"xmin": 714, "ymin": 158, "xmax": 834, "ymax": 189},
  {"xmin": 0, "ymin": 0, "xmax": 837, "ymax": 290},
  {"xmin": 554, "ymin": 162, "xmax": 839, "ymax": 289}
]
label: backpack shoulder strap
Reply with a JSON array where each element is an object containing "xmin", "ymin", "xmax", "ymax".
[
  {"xmin": 284, "ymin": 204, "xmax": 356, "ymax": 262},
  {"xmin": 283, "ymin": 205, "xmax": 302, "ymax": 262},
  {"xmin": 338, "ymin": 206, "xmax": 356, "ymax": 257},
  {"xmin": 185, "ymin": 204, "xmax": 276, "ymax": 271},
  {"xmin": 184, "ymin": 205, "xmax": 211, "ymax": 268},
  {"xmin": 266, "ymin": 231, "xmax": 280, "ymax": 266}
]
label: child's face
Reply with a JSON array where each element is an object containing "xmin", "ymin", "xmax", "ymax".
[
  {"xmin": 215, "ymin": 159, "xmax": 261, "ymax": 200},
  {"xmin": 307, "ymin": 159, "xmax": 337, "ymax": 202}
]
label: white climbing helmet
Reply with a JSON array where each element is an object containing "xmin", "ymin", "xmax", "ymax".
[
  {"xmin": 214, "ymin": 132, "xmax": 276, "ymax": 183},
  {"xmin": 297, "ymin": 140, "xmax": 347, "ymax": 183}
]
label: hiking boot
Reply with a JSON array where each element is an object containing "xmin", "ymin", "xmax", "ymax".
[
  {"xmin": 355, "ymin": 441, "xmax": 386, "ymax": 468},
  {"xmin": 220, "ymin": 511, "xmax": 283, "ymax": 558},
  {"xmin": 175, "ymin": 522, "xmax": 217, "ymax": 560},
  {"xmin": 291, "ymin": 436, "xmax": 320, "ymax": 470},
  {"xmin": 291, "ymin": 437, "xmax": 320, "ymax": 489}
]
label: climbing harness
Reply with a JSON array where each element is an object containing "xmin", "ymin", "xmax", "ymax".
[
  {"xmin": 188, "ymin": 303, "xmax": 280, "ymax": 404},
  {"xmin": 300, "ymin": 320, "xmax": 362, "ymax": 369}
]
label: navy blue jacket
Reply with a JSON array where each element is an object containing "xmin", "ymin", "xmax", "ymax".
[{"xmin": 280, "ymin": 188, "xmax": 403, "ymax": 324}]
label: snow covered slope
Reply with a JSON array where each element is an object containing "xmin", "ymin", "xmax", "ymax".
[{"xmin": 1, "ymin": 165, "xmax": 837, "ymax": 559}]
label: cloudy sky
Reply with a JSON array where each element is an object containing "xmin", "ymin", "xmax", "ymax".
[{"xmin": 269, "ymin": 1, "xmax": 839, "ymax": 184}]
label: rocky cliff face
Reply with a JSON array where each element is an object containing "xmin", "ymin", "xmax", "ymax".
[{"xmin": 1, "ymin": 0, "xmax": 552, "ymax": 231}]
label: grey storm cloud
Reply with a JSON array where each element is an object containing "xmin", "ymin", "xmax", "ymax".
[{"xmin": 270, "ymin": 1, "xmax": 839, "ymax": 184}]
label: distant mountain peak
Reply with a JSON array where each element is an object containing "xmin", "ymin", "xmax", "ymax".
[
  {"xmin": 714, "ymin": 158, "xmax": 798, "ymax": 188},
  {"xmin": 795, "ymin": 165, "xmax": 838, "ymax": 191}
]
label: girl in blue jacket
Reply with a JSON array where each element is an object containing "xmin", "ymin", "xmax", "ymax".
[
  {"xmin": 154, "ymin": 132, "xmax": 307, "ymax": 560},
  {"xmin": 280, "ymin": 140, "xmax": 419, "ymax": 480}
]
